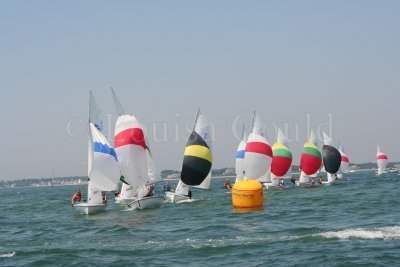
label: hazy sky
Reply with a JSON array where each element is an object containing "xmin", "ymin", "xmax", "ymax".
[{"xmin": 1, "ymin": 1, "xmax": 399, "ymax": 180}]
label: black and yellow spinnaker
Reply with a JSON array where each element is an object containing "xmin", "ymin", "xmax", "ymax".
[{"xmin": 181, "ymin": 131, "xmax": 212, "ymax": 186}]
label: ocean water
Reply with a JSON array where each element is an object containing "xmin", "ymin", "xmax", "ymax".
[{"xmin": 1, "ymin": 171, "xmax": 400, "ymax": 266}]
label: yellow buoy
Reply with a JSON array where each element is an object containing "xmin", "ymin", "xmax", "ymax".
[{"xmin": 232, "ymin": 180, "xmax": 263, "ymax": 208}]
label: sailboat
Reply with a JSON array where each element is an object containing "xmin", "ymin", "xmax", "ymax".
[
  {"xmin": 321, "ymin": 132, "xmax": 342, "ymax": 184},
  {"xmin": 165, "ymin": 109, "xmax": 212, "ymax": 203},
  {"xmin": 264, "ymin": 128, "xmax": 292, "ymax": 189},
  {"xmin": 244, "ymin": 112, "xmax": 272, "ymax": 180},
  {"xmin": 337, "ymin": 144, "xmax": 349, "ymax": 179},
  {"xmin": 235, "ymin": 125, "xmax": 247, "ymax": 183},
  {"xmin": 231, "ymin": 112, "xmax": 271, "ymax": 208},
  {"xmin": 73, "ymin": 91, "xmax": 120, "ymax": 215},
  {"xmin": 376, "ymin": 145, "xmax": 388, "ymax": 175},
  {"xmin": 298, "ymin": 129, "xmax": 322, "ymax": 186},
  {"xmin": 111, "ymin": 88, "xmax": 164, "ymax": 209}
]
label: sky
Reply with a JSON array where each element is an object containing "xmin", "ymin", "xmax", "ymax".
[{"xmin": 0, "ymin": 0, "xmax": 399, "ymax": 180}]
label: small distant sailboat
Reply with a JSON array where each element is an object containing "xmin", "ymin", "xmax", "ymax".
[
  {"xmin": 376, "ymin": 145, "xmax": 388, "ymax": 176},
  {"xmin": 73, "ymin": 91, "xmax": 120, "ymax": 215},
  {"xmin": 337, "ymin": 144, "xmax": 349, "ymax": 179},
  {"xmin": 322, "ymin": 133, "xmax": 342, "ymax": 184},
  {"xmin": 298, "ymin": 129, "xmax": 322, "ymax": 186},
  {"xmin": 235, "ymin": 125, "xmax": 247, "ymax": 183},
  {"xmin": 112, "ymin": 88, "xmax": 164, "ymax": 209},
  {"xmin": 165, "ymin": 109, "xmax": 212, "ymax": 203},
  {"xmin": 264, "ymin": 128, "xmax": 292, "ymax": 189}
]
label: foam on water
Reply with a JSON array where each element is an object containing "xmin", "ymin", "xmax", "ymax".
[
  {"xmin": 0, "ymin": 252, "xmax": 16, "ymax": 258},
  {"xmin": 317, "ymin": 226, "xmax": 400, "ymax": 240}
]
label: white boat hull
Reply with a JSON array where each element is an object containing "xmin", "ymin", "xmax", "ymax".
[
  {"xmin": 263, "ymin": 182, "xmax": 284, "ymax": 190},
  {"xmin": 73, "ymin": 203, "xmax": 106, "ymax": 215},
  {"xmin": 127, "ymin": 196, "xmax": 164, "ymax": 210},
  {"xmin": 164, "ymin": 192, "xmax": 190, "ymax": 203},
  {"xmin": 115, "ymin": 196, "xmax": 136, "ymax": 205}
]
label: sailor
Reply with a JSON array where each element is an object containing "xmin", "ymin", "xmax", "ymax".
[
  {"xmin": 145, "ymin": 184, "xmax": 155, "ymax": 197},
  {"xmin": 162, "ymin": 181, "xmax": 172, "ymax": 192},
  {"xmin": 102, "ymin": 192, "xmax": 108, "ymax": 204},
  {"xmin": 310, "ymin": 178, "xmax": 315, "ymax": 185},
  {"xmin": 187, "ymin": 190, "xmax": 192, "ymax": 199},
  {"xmin": 318, "ymin": 177, "xmax": 324, "ymax": 184},
  {"xmin": 224, "ymin": 179, "xmax": 233, "ymax": 190},
  {"xmin": 278, "ymin": 179, "xmax": 284, "ymax": 187},
  {"xmin": 71, "ymin": 189, "xmax": 82, "ymax": 205},
  {"xmin": 290, "ymin": 177, "xmax": 296, "ymax": 184}
]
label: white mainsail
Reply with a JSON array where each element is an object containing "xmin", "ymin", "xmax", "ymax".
[
  {"xmin": 87, "ymin": 92, "xmax": 119, "ymax": 205},
  {"xmin": 235, "ymin": 126, "xmax": 247, "ymax": 182},
  {"xmin": 89, "ymin": 123, "xmax": 120, "ymax": 192}
]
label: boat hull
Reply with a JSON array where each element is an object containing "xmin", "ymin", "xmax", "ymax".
[
  {"xmin": 115, "ymin": 196, "xmax": 136, "ymax": 205},
  {"xmin": 73, "ymin": 203, "xmax": 106, "ymax": 215},
  {"xmin": 164, "ymin": 192, "xmax": 190, "ymax": 203},
  {"xmin": 127, "ymin": 196, "xmax": 164, "ymax": 210},
  {"xmin": 263, "ymin": 182, "xmax": 285, "ymax": 190}
]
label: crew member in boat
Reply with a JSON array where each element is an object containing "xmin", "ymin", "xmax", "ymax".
[
  {"xmin": 310, "ymin": 178, "xmax": 315, "ymax": 185},
  {"xmin": 224, "ymin": 179, "xmax": 232, "ymax": 190},
  {"xmin": 102, "ymin": 192, "xmax": 108, "ymax": 204},
  {"xmin": 162, "ymin": 181, "xmax": 173, "ymax": 192},
  {"xmin": 187, "ymin": 190, "xmax": 192, "ymax": 199},
  {"xmin": 278, "ymin": 179, "xmax": 284, "ymax": 187},
  {"xmin": 290, "ymin": 177, "xmax": 296, "ymax": 184},
  {"xmin": 145, "ymin": 184, "xmax": 155, "ymax": 197},
  {"xmin": 318, "ymin": 177, "xmax": 324, "ymax": 184},
  {"xmin": 71, "ymin": 189, "xmax": 82, "ymax": 205}
]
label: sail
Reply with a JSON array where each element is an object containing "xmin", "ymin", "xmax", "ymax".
[
  {"xmin": 88, "ymin": 91, "xmax": 103, "ymax": 176},
  {"xmin": 258, "ymin": 168, "xmax": 271, "ymax": 183},
  {"xmin": 87, "ymin": 91, "xmax": 105, "ymax": 205},
  {"xmin": 235, "ymin": 126, "xmax": 247, "ymax": 182},
  {"xmin": 119, "ymin": 183, "xmax": 135, "ymax": 199},
  {"xmin": 244, "ymin": 113, "xmax": 272, "ymax": 180},
  {"xmin": 338, "ymin": 145, "xmax": 350, "ymax": 173},
  {"xmin": 376, "ymin": 145, "xmax": 388, "ymax": 174},
  {"xmin": 146, "ymin": 145, "xmax": 161, "ymax": 184},
  {"xmin": 87, "ymin": 181, "xmax": 103, "ymax": 205},
  {"xmin": 322, "ymin": 133, "xmax": 341, "ymax": 174},
  {"xmin": 271, "ymin": 129, "xmax": 292, "ymax": 178},
  {"xmin": 114, "ymin": 115, "xmax": 148, "ymax": 196},
  {"xmin": 299, "ymin": 171, "xmax": 309, "ymax": 184},
  {"xmin": 110, "ymin": 87, "xmax": 126, "ymax": 116},
  {"xmin": 175, "ymin": 180, "xmax": 189, "ymax": 196},
  {"xmin": 88, "ymin": 123, "xmax": 120, "ymax": 191},
  {"xmin": 181, "ymin": 110, "xmax": 212, "ymax": 186},
  {"xmin": 235, "ymin": 139, "xmax": 246, "ymax": 181},
  {"xmin": 300, "ymin": 129, "xmax": 322, "ymax": 175}
]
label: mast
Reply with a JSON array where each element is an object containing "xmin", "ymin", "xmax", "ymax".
[
  {"xmin": 87, "ymin": 91, "xmax": 92, "ymax": 177},
  {"xmin": 110, "ymin": 87, "xmax": 125, "ymax": 116},
  {"xmin": 251, "ymin": 111, "xmax": 256, "ymax": 133},
  {"xmin": 192, "ymin": 108, "xmax": 200, "ymax": 132}
]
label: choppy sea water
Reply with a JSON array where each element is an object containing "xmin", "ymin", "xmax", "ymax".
[{"xmin": 1, "ymin": 171, "xmax": 400, "ymax": 266}]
